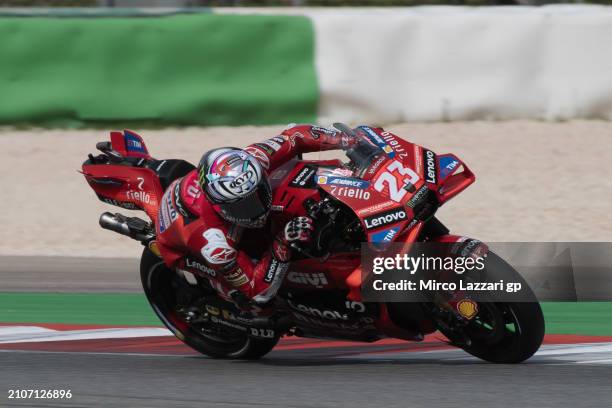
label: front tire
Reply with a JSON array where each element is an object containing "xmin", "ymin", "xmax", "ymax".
[
  {"xmin": 140, "ymin": 248, "xmax": 279, "ymax": 359},
  {"xmin": 440, "ymin": 251, "xmax": 545, "ymax": 363},
  {"xmin": 459, "ymin": 301, "xmax": 544, "ymax": 363}
]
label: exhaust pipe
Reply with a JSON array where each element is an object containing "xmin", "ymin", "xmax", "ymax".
[
  {"xmin": 99, "ymin": 212, "xmax": 131, "ymax": 236},
  {"xmin": 99, "ymin": 212, "xmax": 155, "ymax": 242}
]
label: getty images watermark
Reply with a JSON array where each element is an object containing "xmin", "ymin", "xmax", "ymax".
[
  {"xmin": 359, "ymin": 242, "xmax": 612, "ymax": 303},
  {"xmin": 360, "ymin": 241, "xmax": 529, "ymax": 302},
  {"xmin": 371, "ymin": 252, "xmax": 522, "ymax": 294}
]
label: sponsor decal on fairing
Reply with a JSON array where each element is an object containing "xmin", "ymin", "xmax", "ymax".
[
  {"xmin": 289, "ymin": 165, "xmax": 317, "ymax": 188},
  {"xmin": 367, "ymin": 155, "xmax": 387, "ymax": 175},
  {"xmin": 124, "ymin": 131, "xmax": 146, "ymax": 154},
  {"xmin": 363, "ymin": 208, "xmax": 407, "ymax": 230},
  {"xmin": 357, "ymin": 200, "xmax": 396, "ymax": 216},
  {"xmin": 329, "ymin": 185, "xmax": 371, "ymax": 200},
  {"xmin": 380, "ymin": 131, "xmax": 409, "ymax": 160},
  {"xmin": 126, "ymin": 189, "xmax": 152, "ymax": 205},
  {"xmin": 125, "ymin": 177, "xmax": 154, "ymax": 205},
  {"xmin": 439, "ymin": 155, "xmax": 460, "ymax": 178},
  {"xmin": 359, "ymin": 126, "xmax": 395, "ymax": 158},
  {"xmin": 100, "ymin": 196, "xmax": 137, "ymax": 210},
  {"xmin": 370, "ymin": 227, "xmax": 400, "ymax": 243},
  {"xmin": 406, "ymin": 185, "xmax": 430, "ymax": 209},
  {"xmin": 316, "ymin": 175, "xmax": 369, "ymax": 189},
  {"xmin": 287, "ymin": 271, "xmax": 329, "ymax": 288},
  {"xmin": 423, "ymin": 148, "xmax": 437, "ymax": 184},
  {"xmin": 287, "ymin": 298, "xmax": 349, "ymax": 320}
]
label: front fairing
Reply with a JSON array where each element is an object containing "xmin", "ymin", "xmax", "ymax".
[{"xmin": 317, "ymin": 126, "xmax": 475, "ymax": 244}]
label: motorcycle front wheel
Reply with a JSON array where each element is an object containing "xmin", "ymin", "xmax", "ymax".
[
  {"xmin": 440, "ymin": 251, "xmax": 545, "ymax": 363},
  {"xmin": 140, "ymin": 248, "xmax": 279, "ymax": 359}
]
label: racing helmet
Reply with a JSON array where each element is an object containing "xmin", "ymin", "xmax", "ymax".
[{"xmin": 197, "ymin": 148, "xmax": 272, "ymax": 228}]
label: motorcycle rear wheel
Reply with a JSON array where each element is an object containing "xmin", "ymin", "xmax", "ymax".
[{"xmin": 140, "ymin": 248, "xmax": 279, "ymax": 359}]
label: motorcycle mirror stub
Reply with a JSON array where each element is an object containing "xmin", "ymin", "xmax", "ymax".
[
  {"xmin": 95, "ymin": 141, "xmax": 124, "ymax": 163},
  {"xmin": 332, "ymin": 122, "xmax": 358, "ymax": 137}
]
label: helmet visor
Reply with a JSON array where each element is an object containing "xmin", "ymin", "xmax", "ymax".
[{"xmin": 218, "ymin": 179, "xmax": 272, "ymax": 227}]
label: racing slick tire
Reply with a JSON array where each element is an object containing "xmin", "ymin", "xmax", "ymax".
[
  {"xmin": 440, "ymin": 251, "xmax": 545, "ymax": 363},
  {"xmin": 140, "ymin": 248, "xmax": 279, "ymax": 359}
]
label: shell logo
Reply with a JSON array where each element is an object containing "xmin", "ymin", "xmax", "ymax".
[{"xmin": 456, "ymin": 299, "xmax": 479, "ymax": 320}]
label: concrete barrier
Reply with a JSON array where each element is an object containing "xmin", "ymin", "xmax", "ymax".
[{"xmin": 223, "ymin": 6, "xmax": 612, "ymax": 124}]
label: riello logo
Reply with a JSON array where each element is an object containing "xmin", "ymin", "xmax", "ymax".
[
  {"xmin": 126, "ymin": 190, "xmax": 151, "ymax": 204},
  {"xmin": 330, "ymin": 185, "xmax": 370, "ymax": 200},
  {"xmin": 364, "ymin": 208, "xmax": 407, "ymax": 230}
]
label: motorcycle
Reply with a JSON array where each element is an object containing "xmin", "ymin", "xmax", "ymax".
[{"xmin": 81, "ymin": 124, "xmax": 544, "ymax": 363}]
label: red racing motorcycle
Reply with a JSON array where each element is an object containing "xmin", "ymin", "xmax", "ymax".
[{"xmin": 81, "ymin": 124, "xmax": 544, "ymax": 363}]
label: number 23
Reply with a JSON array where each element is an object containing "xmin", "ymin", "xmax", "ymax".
[{"xmin": 373, "ymin": 160, "xmax": 419, "ymax": 202}]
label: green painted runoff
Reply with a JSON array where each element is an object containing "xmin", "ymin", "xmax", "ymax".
[{"xmin": 0, "ymin": 293, "xmax": 611, "ymax": 335}]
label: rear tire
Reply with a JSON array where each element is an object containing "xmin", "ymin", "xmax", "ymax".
[{"xmin": 140, "ymin": 248, "xmax": 279, "ymax": 359}]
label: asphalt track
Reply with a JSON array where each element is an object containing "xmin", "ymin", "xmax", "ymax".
[
  {"xmin": 2, "ymin": 330, "xmax": 612, "ymax": 407},
  {"xmin": 2, "ymin": 256, "xmax": 612, "ymax": 407},
  {"xmin": 0, "ymin": 256, "xmax": 140, "ymax": 292},
  {"xmin": 2, "ymin": 339, "xmax": 612, "ymax": 408}
]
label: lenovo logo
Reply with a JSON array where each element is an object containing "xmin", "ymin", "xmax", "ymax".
[
  {"xmin": 424, "ymin": 149, "xmax": 437, "ymax": 184},
  {"xmin": 290, "ymin": 166, "xmax": 316, "ymax": 188},
  {"xmin": 364, "ymin": 208, "xmax": 407, "ymax": 230}
]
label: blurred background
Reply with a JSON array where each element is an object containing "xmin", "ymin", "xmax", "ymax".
[
  {"xmin": 5, "ymin": 0, "xmax": 612, "ymax": 6},
  {"xmin": 0, "ymin": 1, "xmax": 611, "ymax": 257}
]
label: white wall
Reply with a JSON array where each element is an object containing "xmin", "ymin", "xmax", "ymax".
[{"xmin": 220, "ymin": 6, "xmax": 612, "ymax": 123}]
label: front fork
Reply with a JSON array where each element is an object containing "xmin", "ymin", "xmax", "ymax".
[{"xmin": 430, "ymin": 233, "xmax": 489, "ymax": 346}]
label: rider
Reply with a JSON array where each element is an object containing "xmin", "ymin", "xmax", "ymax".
[{"xmin": 155, "ymin": 124, "xmax": 353, "ymax": 309}]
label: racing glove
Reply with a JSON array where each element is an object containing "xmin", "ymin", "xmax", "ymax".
[{"xmin": 272, "ymin": 216, "xmax": 314, "ymax": 262}]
